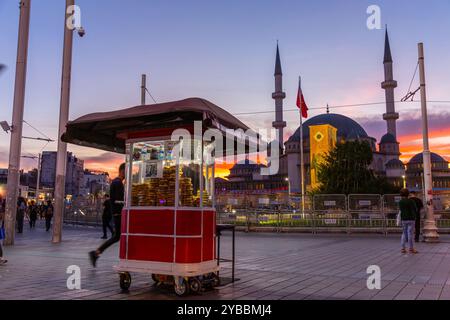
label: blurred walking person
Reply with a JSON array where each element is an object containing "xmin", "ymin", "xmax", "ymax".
[
  {"xmin": 38, "ymin": 203, "xmax": 45, "ymax": 219},
  {"xmin": 398, "ymin": 188, "xmax": 418, "ymax": 254},
  {"xmin": 44, "ymin": 200, "xmax": 54, "ymax": 232},
  {"xmin": 101, "ymin": 194, "xmax": 113, "ymax": 239},
  {"xmin": 89, "ymin": 163, "xmax": 125, "ymax": 267},
  {"xmin": 410, "ymin": 191, "xmax": 424, "ymax": 243},
  {"xmin": 28, "ymin": 200, "xmax": 38, "ymax": 229},
  {"xmin": 16, "ymin": 197, "xmax": 27, "ymax": 234}
]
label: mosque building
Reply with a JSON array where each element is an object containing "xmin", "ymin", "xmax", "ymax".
[
  {"xmin": 216, "ymin": 30, "xmax": 450, "ymax": 195},
  {"xmin": 276, "ymin": 30, "xmax": 406, "ymax": 192}
]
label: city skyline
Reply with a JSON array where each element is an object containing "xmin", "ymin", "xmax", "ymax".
[{"xmin": 1, "ymin": 0, "xmax": 450, "ymax": 177}]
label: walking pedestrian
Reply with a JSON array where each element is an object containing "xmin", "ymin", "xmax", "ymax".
[
  {"xmin": 398, "ymin": 188, "xmax": 418, "ymax": 254},
  {"xmin": 101, "ymin": 194, "xmax": 113, "ymax": 239},
  {"xmin": 38, "ymin": 203, "xmax": 45, "ymax": 219},
  {"xmin": 0, "ymin": 201, "xmax": 7, "ymax": 265},
  {"xmin": 410, "ymin": 191, "xmax": 424, "ymax": 243},
  {"xmin": 28, "ymin": 200, "xmax": 38, "ymax": 229},
  {"xmin": 44, "ymin": 200, "xmax": 54, "ymax": 232},
  {"xmin": 89, "ymin": 163, "xmax": 125, "ymax": 267},
  {"xmin": 16, "ymin": 197, "xmax": 27, "ymax": 234}
]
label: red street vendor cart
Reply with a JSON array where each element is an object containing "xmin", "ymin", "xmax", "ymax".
[{"xmin": 63, "ymin": 98, "xmax": 252, "ymax": 296}]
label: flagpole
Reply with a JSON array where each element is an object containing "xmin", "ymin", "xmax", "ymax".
[{"xmin": 299, "ymin": 77, "xmax": 306, "ymax": 217}]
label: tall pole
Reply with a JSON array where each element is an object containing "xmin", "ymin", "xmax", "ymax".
[
  {"xmin": 53, "ymin": 0, "xmax": 75, "ymax": 243},
  {"xmin": 299, "ymin": 78, "xmax": 305, "ymax": 216},
  {"xmin": 36, "ymin": 153, "xmax": 41, "ymax": 202},
  {"xmin": 4, "ymin": 0, "xmax": 31, "ymax": 246},
  {"xmin": 418, "ymin": 42, "xmax": 439, "ymax": 243},
  {"xmin": 141, "ymin": 74, "xmax": 146, "ymax": 105},
  {"xmin": 300, "ymin": 113, "xmax": 305, "ymax": 215}
]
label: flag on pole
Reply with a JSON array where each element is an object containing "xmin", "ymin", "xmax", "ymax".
[{"xmin": 296, "ymin": 78, "xmax": 309, "ymax": 118}]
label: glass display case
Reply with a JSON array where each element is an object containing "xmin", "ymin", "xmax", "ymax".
[{"xmin": 126, "ymin": 139, "xmax": 215, "ymax": 209}]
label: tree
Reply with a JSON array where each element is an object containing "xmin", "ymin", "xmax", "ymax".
[{"xmin": 315, "ymin": 140, "xmax": 400, "ymax": 195}]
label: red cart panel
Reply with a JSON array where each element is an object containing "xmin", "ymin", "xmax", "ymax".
[{"xmin": 120, "ymin": 208, "xmax": 216, "ymax": 265}]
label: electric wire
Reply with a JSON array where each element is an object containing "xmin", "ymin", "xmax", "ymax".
[
  {"xmin": 232, "ymin": 100, "xmax": 450, "ymax": 116},
  {"xmin": 23, "ymin": 119, "xmax": 53, "ymax": 141},
  {"xmin": 145, "ymin": 88, "xmax": 158, "ymax": 104}
]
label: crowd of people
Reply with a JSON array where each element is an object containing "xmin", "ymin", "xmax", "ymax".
[
  {"xmin": 0, "ymin": 197, "xmax": 55, "ymax": 265},
  {"xmin": 13, "ymin": 197, "xmax": 55, "ymax": 234}
]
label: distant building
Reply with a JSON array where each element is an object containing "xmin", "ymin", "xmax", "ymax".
[
  {"xmin": 40, "ymin": 151, "xmax": 84, "ymax": 197},
  {"xmin": 406, "ymin": 153, "xmax": 450, "ymax": 191},
  {"xmin": 80, "ymin": 170, "xmax": 110, "ymax": 196},
  {"xmin": 279, "ymin": 31, "xmax": 406, "ymax": 192},
  {"xmin": 215, "ymin": 159, "xmax": 287, "ymax": 193},
  {"xmin": 0, "ymin": 169, "xmax": 7, "ymax": 185},
  {"xmin": 1, "ymin": 168, "xmax": 38, "ymax": 196},
  {"xmin": 217, "ymin": 33, "xmax": 406, "ymax": 194}
]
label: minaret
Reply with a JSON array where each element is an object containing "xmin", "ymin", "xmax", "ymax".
[
  {"xmin": 272, "ymin": 44, "xmax": 287, "ymax": 147},
  {"xmin": 381, "ymin": 28, "xmax": 399, "ymax": 138}
]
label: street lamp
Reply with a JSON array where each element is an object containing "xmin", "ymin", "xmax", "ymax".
[
  {"xmin": 53, "ymin": 0, "xmax": 85, "ymax": 244},
  {"xmin": 0, "ymin": 121, "xmax": 12, "ymax": 133},
  {"xmin": 418, "ymin": 43, "xmax": 439, "ymax": 242},
  {"xmin": 285, "ymin": 177, "xmax": 291, "ymax": 201},
  {"xmin": 402, "ymin": 175, "xmax": 406, "ymax": 189}
]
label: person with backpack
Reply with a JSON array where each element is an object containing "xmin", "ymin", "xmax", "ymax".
[
  {"xmin": 409, "ymin": 191, "xmax": 424, "ymax": 242},
  {"xmin": 398, "ymin": 188, "xmax": 418, "ymax": 254},
  {"xmin": 44, "ymin": 200, "xmax": 54, "ymax": 232}
]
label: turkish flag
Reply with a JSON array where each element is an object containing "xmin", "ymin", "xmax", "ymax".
[{"xmin": 296, "ymin": 78, "xmax": 309, "ymax": 119}]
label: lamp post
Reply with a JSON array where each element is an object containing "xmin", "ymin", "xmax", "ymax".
[
  {"xmin": 418, "ymin": 43, "xmax": 439, "ymax": 243},
  {"xmin": 285, "ymin": 177, "xmax": 290, "ymax": 195},
  {"xmin": 4, "ymin": 0, "xmax": 31, "ymax": 246},
  {"xmin": 53, "ymin": 0, "xmax": 84, "ymax": 243},
  {"xmin": 402, "ymin": 175, "xmax": 406, "ymax": 189}
]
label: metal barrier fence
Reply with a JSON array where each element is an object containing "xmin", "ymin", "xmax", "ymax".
[
  {"xmin": 216, "ymin": 194, "xmax": 450, "ymax": 234},
  {"xmin": 312, "ymin": 194, "xmax": 348, "ymax": 233},
  {"xmin": 63, "ymin": 198, "xmax": 102, "ymax": 226}
]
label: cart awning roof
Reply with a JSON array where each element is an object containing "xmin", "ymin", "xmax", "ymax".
[{"xmin": 62, "ymin": 97, "xmax": 253, "ymax": 154}]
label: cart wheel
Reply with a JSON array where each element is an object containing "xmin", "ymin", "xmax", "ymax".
[
  {"xmin": 119, "ymin": 272, "xmax": 131, "ymax": 291},
  {"xmin": 174, "ymin": 278, "xmax": 190, "ymax": 297},
  {"xmin": 189, "ymin": 277, "xmax": 202, "ymax": 293}
]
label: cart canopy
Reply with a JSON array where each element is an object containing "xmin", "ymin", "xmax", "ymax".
[{"xmin": 62, "ymin": 97, "xmax": 254, "ymax": 154}]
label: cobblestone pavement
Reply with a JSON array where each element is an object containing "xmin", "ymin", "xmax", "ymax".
[{"xmin": 1, "ymin": 221, "xmax": 450, "ymax": 300}]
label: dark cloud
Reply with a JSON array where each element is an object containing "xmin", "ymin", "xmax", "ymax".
[{"xmin": 357, "ymin": 111, "xmax": 450, "ymax": 140}]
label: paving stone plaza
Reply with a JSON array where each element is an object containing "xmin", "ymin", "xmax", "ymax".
[{"xmin": 1, "ymin": 222, "xmax": 450, "ymax": 300}]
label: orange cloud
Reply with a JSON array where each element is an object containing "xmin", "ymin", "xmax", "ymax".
[{"xmin": 398, "ymin": 128, "xmax": 450, "ymax": 163}]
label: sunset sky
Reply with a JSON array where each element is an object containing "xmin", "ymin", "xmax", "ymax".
[{"xmin": 1, "ymin": 0, "xmax": 450, "ymax": 178}]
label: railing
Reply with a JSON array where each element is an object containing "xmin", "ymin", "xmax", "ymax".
[
  {"xmin": 63, "ymin": 199, "xmax": 102, "ymax": 227},
  {"xmin": 65, "ymin": 194, "xmax": 450, "ymax": 234},
  {"xmin": 216, "ymin": 194, "xmax": 450, "ymax": 234}
]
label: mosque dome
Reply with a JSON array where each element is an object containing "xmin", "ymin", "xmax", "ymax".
[
  {"xmin": 287, "ymin": 113, "xmax": 370, "ymax": 143},
  {"xmin": 408, "ymin": 152, "xmax": 448, "ymax": 164},
  {"xmin": 385, "ymin": 159, "xmax": 405, "ymax": 169},
  {"xmin": 380, "ymin": 133, "xmax": 398, "ymax": 144},
  {"xmin": 229, "ymin": 159, "xmax": 266, "ymax": 170}
]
